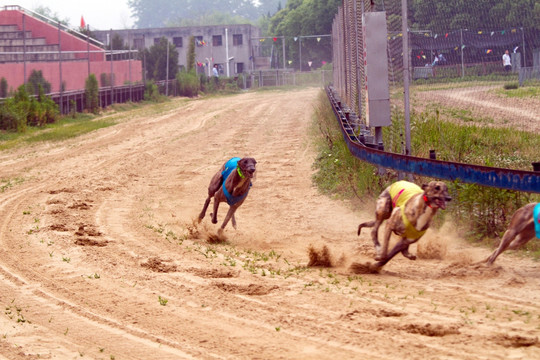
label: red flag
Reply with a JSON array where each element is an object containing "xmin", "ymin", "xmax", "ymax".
[{"xmin": 80, "ymin": 16, "xmax": 85, "ymax": 28}]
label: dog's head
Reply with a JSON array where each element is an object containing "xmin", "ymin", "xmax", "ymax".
[
  {"xmin": 422, "ymin": 181, "xmax": 451, "ymax": 210},
  {"xmin": 238, "ymin": 157, "xmax": 257, "ymax": 179}
]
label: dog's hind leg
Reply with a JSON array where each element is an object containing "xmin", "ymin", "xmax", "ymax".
[
  {"xmin": 198, "ymin": 196, "xmax": 212, "ymax": 222},
  {"xmin": 486, "ymin": 228, "xmax": 534, "ymax": 265},
  {"xmin": 486, "ymin": 229, "xmax": 517, "ymax": 265},
  {"xmin": 211, "ymin": 193, "xmax": 223, "ymax": 224}
]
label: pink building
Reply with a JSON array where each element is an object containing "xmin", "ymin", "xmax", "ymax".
[{"xmin": 0, "ymin": 6, "xmax": 142, "ymax": 93}]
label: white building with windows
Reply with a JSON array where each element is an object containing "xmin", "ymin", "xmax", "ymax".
[{"xmin": 93, "ymin": 24, "xmax": 261, "ymax": 77}]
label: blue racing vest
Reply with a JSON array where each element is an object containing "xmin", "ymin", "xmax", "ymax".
[
  {"xmin": 534, "ymin": 203, "xmax": 540, "ymax": 239},
  {"xmin": 221, "ymin": 157, "xmax": 251, "ymax": 206}
]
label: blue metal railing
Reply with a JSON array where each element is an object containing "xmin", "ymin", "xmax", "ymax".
[{"xmin": 326, "ymin": 86, "xmax": 540, "ymax": 194}]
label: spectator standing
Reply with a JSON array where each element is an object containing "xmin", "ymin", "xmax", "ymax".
[
  {"xmin": 212, "ymin": 64, "xmax": 219, "ymax": 84},
  {"xmin": 502, "ymin": 50, "xmax": 512, "ymax": 72}
]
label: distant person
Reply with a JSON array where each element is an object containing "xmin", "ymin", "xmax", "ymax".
[
  {"xmin": 432, "ymin": 51, "xmax": 446, "ymax": 66},
  {"xmin": 437, "ymin": 52, "xmax": 446, "ymax": 65},
  {"xmin": 431, "ymin": 52, "xmax": 439, "ymax": 66},
  {"xmin": 502, "ymin": 49, "xmax": 511, "ymax": 72},
  {"xmin": 212, "ymin": 64, "xmax": 219, "ymax": 84}
]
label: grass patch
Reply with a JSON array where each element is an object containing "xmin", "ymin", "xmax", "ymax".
[
  {"xmin": 0, "ymin": 98, "xmax": 191, "ymax": 152},
  {"xmin": 25, "ymin": 118, "xmax": 115, "ymax": 143},
  {"xmin": 496, "ymin": 84, "xmax": 540, "ymax": 98},
  {"xmin": 310, "ymin": 90, "xmax": 386, "ymax": 203},
  {"xmin": 0, "ymin": 113, "xmax": 114, "ymax": 151}
]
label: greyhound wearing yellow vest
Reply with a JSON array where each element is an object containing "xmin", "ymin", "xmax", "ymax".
[
  {"xmin": 358, "ymin": 180, "xmax": 451, "ymax": 269},
  {"xmin": 484, "ymin": 203, "xmax": 540, "ymax": 265}
]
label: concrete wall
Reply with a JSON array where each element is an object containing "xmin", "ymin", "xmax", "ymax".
[
  {"xmin": 94, "ymin": 24, "xmax": 260, "ymax": 76},
  {"xmin": 0, "ymin": 60, "xmax": 143, "ymax": 93}
]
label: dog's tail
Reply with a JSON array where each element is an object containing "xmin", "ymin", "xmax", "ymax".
[{"xmin": 357, "ymin": 221, "xmax": 375, "ymax": 236}]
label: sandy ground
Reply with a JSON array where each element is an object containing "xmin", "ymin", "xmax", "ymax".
[
  {"xmin": 1, "ymin": 87, "xmax": 540, "ymax": 359},
  {"xmin": 413, "ymin": 85, "xmax": 540, "ymax": 133}
]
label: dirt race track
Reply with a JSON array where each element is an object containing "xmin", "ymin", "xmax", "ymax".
[{"xmin": 1, "ymin": 87, "xmax": 540, "ymax": 359}]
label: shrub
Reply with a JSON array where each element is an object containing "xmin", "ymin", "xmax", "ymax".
[
  {"xmin": 85, "ymin": 74, "xmax": 99, "ymax": 114},
  {"xmin": 0, "ymin": 77, "xmax": 8, "ymax": 98},
  {"xmin": 503, "ymin": 82, "xmax": 519, "ymax": 90},
  {"xmin": 27, "ymin": 70, "xmax": 51, "ymax": 95},
  {"xmin": 144, "ymin": 80, "xmax": 160, "ymax": 101},
  {"xmin": 176, "ymin": 71, "xmax": 199, "ymax": 97}
]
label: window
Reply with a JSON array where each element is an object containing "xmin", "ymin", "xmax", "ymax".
[
  {"xmin": 173, "ymin": 37, "xmax": 182, "ymax": 48},
  {"xmin": 195, "ymin": 36, "xmax": 204, "ymax": 47},
  {"xmin": 133, "ymin": 38, "xmax": 145, "ymax": 49},
  {"xmin": 233, "ymin": 34, "xmax": 242, "ymax": 46},
  {"xmin": 212, "ymin": 35, "xmax": 222, "ymax": 46},
  {"xmin": 153, "ymin": 37, "xmax": 161, "ymax": 45},
  {"xmin": 236, "ymin": 62, "xmax": 244, "ymax": 74}
]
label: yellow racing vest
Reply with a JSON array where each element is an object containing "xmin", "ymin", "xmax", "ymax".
[{"xmin": 389, "ymin": 181, "xmax": 427, "ymax": 240}]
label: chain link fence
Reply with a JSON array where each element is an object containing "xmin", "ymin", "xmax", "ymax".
[{"xmin": 332, "ymin": 0, "xmax": 540, "ymax": 143}]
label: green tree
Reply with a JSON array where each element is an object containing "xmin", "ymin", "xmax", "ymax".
[
  {"xmin": 111, "ymin": 34, "xmax": 127, "ymax": 50},
  {"xmin": 269, "ymin": 0, "xmax": 340, "ymax": 70},
  {"xmin": 33, "ymin": 5, "xmax": 70, "ymax": 26},
  {"xmin": 0, "ymin": 77, "xmax": 7, "ymax": 98},
  {"xmin": 27, "ymin": 70, "xmax": 52, "ymax": 95},
  {"xmin": 411, "ymin": 0, "xmax": 540, "ymax": 32},
  {"xmin": 166, "ymin": 11, "xmax": 251, "ymax": 27},
  {"xmin": 128, "ymin": 0, "xmax": 282, "ymax": 27},
  {"xmin": 85, "ymin": 74, "xmax": 99, "ymax": 114},
  {"xmin": 186, "ymin": 36, "xmax": 196, "ymax": 72},
  {"xmin": 140, "ymin": 37, "xmax": 179, "ymax": 81}
]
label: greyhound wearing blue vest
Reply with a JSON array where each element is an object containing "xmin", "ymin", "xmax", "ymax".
[
  {"xmin": 198, "ymin": 157, "xmax": 256, "ymax": 231},
  {"xmin": 357, "ymin": 180, "xmax": 451, "ymax": 270},
  {"xmin": 484, "ymin": 203, "xmax": 540, "ymax": 265}
]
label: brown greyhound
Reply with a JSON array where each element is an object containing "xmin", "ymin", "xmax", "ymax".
[
  {"xmin": 357, "ymin": 180, "xmax": 451, "ymax": 269},
  {"xmin": 198, "ymin": 157, "xmax": 256, "ymax": 231},
  {"xmin": 485, "ymin": 203, "xmax": 539, "ymax": 265}
]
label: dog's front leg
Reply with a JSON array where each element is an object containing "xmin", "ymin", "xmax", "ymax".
[
  {"xmin": 374, "ymin": 238, "xmax": 410, "ymax": 268},
  {"xmin": 231, "ymin": 213, "xmax": 237, "ymax": 229},
  {"xmin": 220, "ymin": 207, "xmax": 237, "ymax": 230},
  {"xmin": 401, "ymin": 244, "xmax": 416, "ymax": 260}
]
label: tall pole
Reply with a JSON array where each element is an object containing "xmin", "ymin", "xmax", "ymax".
[
  {"xmin": 23, "ymin": 14, "xmax": 26, "ymax": 86},
  {"xmin": 142, "ymin": 35, "xmax": 146, "ymax": 84},
  {"xmin": 521, "ymin": 27, "xmax": 526, "ymax": 67},
  {"xmin": 58, "ymin": 23, "xmax": 63, "ymax": 112},
  {"xmin": 166, "ymin": 39, "xmax": 169, "ymax": 96},
  {"xmin": 225, "ymin": 28, "xmax": 230, "ymax": 77},
  {"xmin": 282, "ymin": 36, "xmax": 285, "ymax": 69},
  {"xmin": 87, "ymin": 25, "xmax": 90, "ymax": 77},
  {"xmin": 109, "ymin": 29, "xmax": 113, "ymax": 106},
  {"xmin": 402, "ymin": 0, "xmax": 411, "ymax": 156},
  {"xmin": 129, "ymin": 31, "xmax": 132, "ymax": 102},
  {"xmin": 299, "ymin": 37, "xmax": 302, "ymax": 71},
  {"xmin": 460, "ymin": 29, "xmax": 465, "ymax": 78}
]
